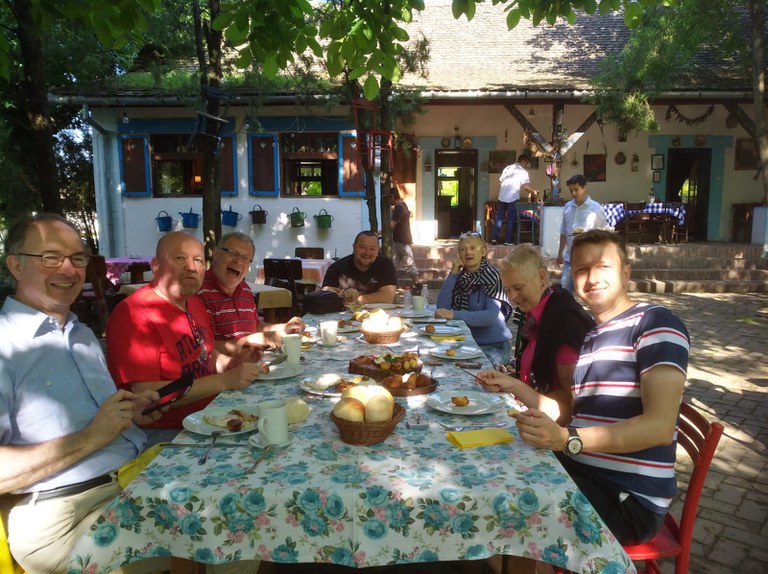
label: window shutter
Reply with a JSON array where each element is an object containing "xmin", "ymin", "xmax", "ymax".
[
  {"xmin": 339, "ymin": 134, "xmax": 365, "ymax": 197},
  {"xmin": 248, "ymin": 134, "xmax": 278, "ymax": 196},
  {"xmin": 120, "ymin": 135, "xmax": 150, "ymax": 196}
]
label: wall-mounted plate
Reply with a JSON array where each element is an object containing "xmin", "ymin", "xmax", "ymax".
[
  {"xmin": 441, "ymin": 137, "xmax": 451, "ymax": 148},
  {"xmin": 463, "ymin": 138, "xmax": 473, "ymax": 148}
]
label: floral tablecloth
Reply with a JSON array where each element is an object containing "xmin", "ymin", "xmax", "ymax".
[{"xmin": 69, "ymin": 311, "xmax": 635, "ymax": 574}]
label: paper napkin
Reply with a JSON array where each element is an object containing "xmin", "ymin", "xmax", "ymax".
[
  {"xmin": 430, "ymin": 334, "xmax": 466, "ymax": 342},
  {"xmin": 446, "ymin": 428, "xmax": 514, "ymax": 449}
]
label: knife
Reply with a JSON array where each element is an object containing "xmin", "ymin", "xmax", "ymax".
[{"xmin": 161, "ymin": 442, "xmax": 250, "ymax": 448}]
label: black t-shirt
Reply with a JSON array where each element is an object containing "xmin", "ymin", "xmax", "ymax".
[
  {"xmin": 322, "ymin": 254, "xmax": 397, "ymax": 295},
  {"xmin": 392, "ymin": 202, "xmax": 413, "ymax": 245}
]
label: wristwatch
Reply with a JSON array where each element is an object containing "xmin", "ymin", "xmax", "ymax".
[{"xmin": 564, "ymin": 426, "xmax": 583, "ymax": 456}]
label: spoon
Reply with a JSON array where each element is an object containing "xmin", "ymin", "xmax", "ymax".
[
  {"xmin": 244, "ymin": 446, "xmax": 271, "ymax": 473},
  {"xmin": 438, "ymin": 421, "xmax": 507, "ymax": 432},
  {"xmin": 198, "ymin": 431, "xmax": 224, "ymax": 465}
]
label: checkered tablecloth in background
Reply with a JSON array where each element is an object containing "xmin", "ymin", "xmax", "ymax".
[{"xmin": 601, "ymin": 202, "xmax": 686, "ymax": 227}]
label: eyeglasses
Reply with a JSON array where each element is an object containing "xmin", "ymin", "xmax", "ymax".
[
  {"xmin": 459, "ymin": 231, "xmax": 482, "ymax": 239},
  {"xmin": 16, "ymin": 253, "xmax": 90, "ymax": 268},
  {"xmin": 218, "ymin": 246, "xmax": 253, "ymax": 264},
  {"xmin": 186, "ymin": 312, "xmax": 209, "ymax": 366}
]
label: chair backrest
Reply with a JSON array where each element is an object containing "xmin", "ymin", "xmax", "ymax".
[
  {"xmin": 263, "ymin": 258, "xmax": 302, "ymax": 282},
  {"xmin": 674, "ymin": 402, "xmax": 724, "ymax": 561},
  {"xmin": 295, "ymin": 247, "xmax": 325, "ymax": 259}
]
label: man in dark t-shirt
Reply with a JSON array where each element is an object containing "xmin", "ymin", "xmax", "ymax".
[
  {"xmin": 322, "ymin": 231, "xmax": 397, "ymax": 304},
  {"xmin": 390, "ymin": 188, "xmax": 419, "ymax": 286}
]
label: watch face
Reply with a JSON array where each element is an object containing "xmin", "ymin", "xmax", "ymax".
[{"xmin": 567, "ymin": 437, "xmax": 583, "ymax": 455}]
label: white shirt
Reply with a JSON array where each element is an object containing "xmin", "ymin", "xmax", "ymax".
[
  {"xmin": 559, "ymin": 196, "xmax": 609, "ymax": 262},
  {"xmin": 498, "ymin": 162, "xmax": 530, "ymax": 203}
]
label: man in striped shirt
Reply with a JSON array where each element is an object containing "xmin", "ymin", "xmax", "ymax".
[
  {"xmin": 513, "ymin": 229, "xmax": 689, "ymax": 546},
  {"xmin": 197, "ymin": 232, "xmax": 304, "ymax": 356}
]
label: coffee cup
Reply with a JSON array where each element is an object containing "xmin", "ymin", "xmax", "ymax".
[
  {"xmin": 282, "ymin": 334, "xmax": 301, "ymax": 363},
  {"xmin": 257, "ymin": 400, "xmax": 289, "ymax": 446},
  {"xmin": 412, "ymin": 295, "xmax": 426, "ymax": 313},
  {"xmin": 319, "ymin": 320, "xmax": 338, "ymax": 346}
]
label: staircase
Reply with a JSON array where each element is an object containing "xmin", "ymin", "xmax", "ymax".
[{"xmin": 400, "ymin": 242, "xmax": 768, "ymax": 294}]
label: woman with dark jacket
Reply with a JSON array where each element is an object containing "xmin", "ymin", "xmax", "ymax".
[{"xmin": 476, "ymin": 243, "xmax": 594, "ymax": 424}]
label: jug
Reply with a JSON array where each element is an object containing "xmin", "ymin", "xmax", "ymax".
[
  {"xmin": 289, "ymin": 207, "xmax": 306, "ymax": 228},
  {"xmin": 179, "ymin": 209, "xmax": 200, "ymax": 229},
  {"xmin": 221, "ymin": 205, "xmax": 242, "ymax": 227},
  {"xmin": 249, "ymin": 204, "xmax": 268, "ymax": 224},
  {"xmin": 314, "ymin": 209, "xmax": 334, "ymax": 229},
  {"xmin": 155, "ymin": 210, "xmax": 173, "ymax": 232}
]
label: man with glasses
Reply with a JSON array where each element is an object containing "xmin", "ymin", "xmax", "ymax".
[
  {"xmin": 197, "ymin": 232, "xmax": 304, "ymax": 352},
  {"xmin": 0, "ymin": 213, "xmax": 165, "ymax": 573},
  {"xmin": 106, "ymin": 232, "xmax": 266, "ymax": 443}
]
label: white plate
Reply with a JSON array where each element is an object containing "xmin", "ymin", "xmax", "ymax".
[
  {"xmin": 299, "ymin": 375, "xmax": 375, "ymax": 396},
  {"xmin": 182, "ymin": 406, "xmax": 259, "ymax": 436},
  {"xmin": 430, "ymin": 346, "xmax": 484, "ymax": 360},
  {"xmin": 249, "ymin": 433, "xmax": 294, "ymax": 449},
  {"xmin": 336, "ymin": 324, "xmax": 360, "ymax": 333},
  {"xmin": 364, "ymin": 303, "xmax": 402, "ymax": 310},
  {"xmin": 426, "ymin": 390, "xmax": 506, "ymax": 415},
  {"xmin": 417, "ymin": 325, "xmax": 463, "ymax": 336},
  {"xmin": 256, "ymin": 361, "xmax": 305, "ymax": 381},
  {"xmin": 410, "ymin": 317, "xmax": 448, "ymax": 324},
  {"xmin": 397, "ymin": 311, "xmax": 430, "ymax": 319}
]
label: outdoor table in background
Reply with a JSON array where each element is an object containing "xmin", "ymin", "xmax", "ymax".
[
  {"xmin": 602, "ymin": 202, "xmax": 686, "ymax": 229},
  {"xmin": 248, "ymin": 282, "xmax": 293, "ymax": 322},
  {"xmin": 105, "ymin": 256, "xmax": 153, "ymax": 285},
  {"xmin": 69, "ymin": 309, "xmax": 635, "ymax": 574},
  {"xmin": 256, "ymin": 258, "xmax": 333, "ymax": 285}
]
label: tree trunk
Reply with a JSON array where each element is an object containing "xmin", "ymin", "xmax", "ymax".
[
  {"xmin": 14, "ymin": 0, "xmax": 62, "ymax": 214},
  {"xmin": 379, "ymin": 79, "xmax": 394, "ymax": 259},
  {"xmin": 194, "ymin": 0, "xmax": 224, "ymax": 260},
  {"xmin": 751, "ymin": 0, "xmax": 767, "ymax": 204}
]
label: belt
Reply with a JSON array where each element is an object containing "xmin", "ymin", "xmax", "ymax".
[{"xmin": 18, "ymin": 473, "xmax": 115, "ymax": 505}]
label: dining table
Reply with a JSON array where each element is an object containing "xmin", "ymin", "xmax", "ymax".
[
  {"xmin": 602, "ymin": 202, "xmax": 686, "ymax": 229},
  {"xmin": 68, "ymin": 307, "xmax": 636, "ymax": 574},
  {"xmin": 105, "ymin": 256, "xmax": 154, "ymax": 285},
  {"xmin": 257, "ymin": 258, "xmax": 334, "ymax": 285}
]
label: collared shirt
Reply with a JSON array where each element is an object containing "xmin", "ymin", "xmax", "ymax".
[
  {"xmin": 498, "ymin": 162, "xmax": 530, "ymax": 203},
  {"xmin": 197, "ymin": 268, "xmax": 259, "ymax": 341},
  {"xmin": 0, "ymin": 297, "xmax": 145, "ymax": 493},
  {"xmin": 559, "ymin": 196, "xmax": 609, "ymax": 262}
]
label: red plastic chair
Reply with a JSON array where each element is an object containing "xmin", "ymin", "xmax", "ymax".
[
  {"xmin": 553, "ymin": 402, "xmax": 724, "ymax": 574},
  {"xmin": 623, "ymin": 402, "xmax": 724, "ymax": 573}
]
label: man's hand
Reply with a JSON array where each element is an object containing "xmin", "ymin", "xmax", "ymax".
[
  {"xmin": 131, "ymin": 389, "xmax": 163, "ymax": 425},
  {"xmin": 511, "ymin": 408, "xmax": 566, "ymax": 450},
  {"xmin": 85, "ymin": 390, "xmax": 145, "ymax": 448},
  {"xmin": 556, "ymin": 255, "xmax": 564, "ymax": 266},
  {"xmin": 221, "ymin": 362, "xmax": 270, "ymax": 391},
  {"xmin": 341, "ymin": 288, "xmax": 360, "ymax": 303},
  {"xmin": 282, "ymin": 316, "xmax": 306, "ymax": 334}
]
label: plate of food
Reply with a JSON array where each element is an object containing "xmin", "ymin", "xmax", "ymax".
[
  {"xmin": 256, "ymin": 361, "xmax": 305, "ymax": 381},
  {"xmin": 336, "ymin": 319, "xmax": 360, "ymax": 333},
  {"xmin": 182, "ymin": 407, "xmax": 259, "ymax": 435},
  {"xmin": 426, "ymin": 390, "xmax": 506, "ymax": 415},
  {"xmin": 417, "ymin": 325, "xmax": 463, "ymax": 336},
  {"xmin": 430, "ymin": 345, "xmax": 484, "ymax": 361},
  {"xmin": 363, "ymin": 303, "xmax": 402, "ymax": 310},
  {"xmin": 379, "ymin": 372, "xmax": 438, "ymax": 396},
  {"xmin": 299, "ymin": 374, "xmax": 375, "ymax": 397}
]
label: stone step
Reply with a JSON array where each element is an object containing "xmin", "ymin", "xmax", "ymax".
[
  {"xmin": 629, "ymin": 279, "xmax": 768, "ymax": 294},
  {"xmin": 631, "ymin": 269, "xmax": 768, "ymax": 281},
  {"xmin": 630, "ymin": 257, "xmax": 768, "ymax": 270}
]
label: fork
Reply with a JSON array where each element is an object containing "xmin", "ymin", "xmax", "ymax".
[
  {"xmin": 438, "ymin": 421, "xmax": 507, "ymax": 432},
  {"xmin": 244, "ymin": 447, "xmax": 271, "ymax": 473},
  {"xmin": 198, "ymin": 431, "xmax": 224, "ymax": 465}
]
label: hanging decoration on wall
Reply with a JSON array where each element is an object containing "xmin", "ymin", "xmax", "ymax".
[{"xmin": 665, "ymin": 105, "xmax": 715, "ymax": 126}]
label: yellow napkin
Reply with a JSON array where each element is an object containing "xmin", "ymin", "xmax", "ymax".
[
  {"xmin": 430, "ymin": 334, "xmax": 466, "ymax": 342},
  {"xmin": 117, "ymin": 444, "xmax": 165, "ymax": 488},
  {"xmin": 447, "ymin": 428, "xmax": 514, "ymax": 449}
]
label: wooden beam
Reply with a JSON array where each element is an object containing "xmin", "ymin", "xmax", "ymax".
[
  {"xmin": 723, "ymin": 103, "xmax": 756, "ymax": 139},
  {"xmin": 502, "ymin": 103, "xmax": 554, "ymax": 155},
  {"xmin": 560, "ymin": 111, "xmax": 599, "ymax": 156}
]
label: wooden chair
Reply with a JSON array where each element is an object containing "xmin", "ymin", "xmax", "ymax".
[
  {"xmin": 624, "ymin": 402, "xmax": 724, "ymax": 573},
  {"xmin": 295, "ymin": 247, "xmax": 325, "ymax": 259},
  {"xmin": 128, "ymin": 261, "xmax": 152, "ymax": 284},
  {"xmin": 667, "ymin": 202, "xmax": 690, "ymax": 244},
  {"xmin": 74, "ymin": 255, "xmax": 110, "ymax": 337},
  {"xmin": 514, "ymin": 202, "xmax": 539, "ymax": 244},
  {"xmin": 262, "ymin": 258, "xmax": 310, "ymax": 318},
  {"xmin": 553, "ymin": 402, "xmax": 724, "ymax": 574},
  {"xmin": 622, "ymin": 201, "xmax": 653, "ymax": 243}
]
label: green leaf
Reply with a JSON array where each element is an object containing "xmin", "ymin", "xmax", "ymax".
[
  {"xmin": 506, "ymin": 9, "xmax": 521, "ymax": 29},
  {"xmin": 263, "ymin": 55, "xmax": 278, "ymax": 79},
  {"xmin": 409, "ymin": 0, "xmax": 426, "ymax": 11},
  {"xmin": 348, "ymin": 67, "xmax": 367, "ymax": 80},
  {"xmin": 623, "ymin": 2, "xmax": 643, "ymax": 28},
  {"xmin": 363, "ymin": 75, "xmax": 380, "ymax": 100},
  {"xmin": 225, "ymin": 23, "xmax": 249, "ymax": 45},
  {"xmin": 327, "ymin": 48, "xmax": 343, "ymax": 77},
  {"xmin": 583, "ymin": 0, "xmax": 598, "ymax": 14}
]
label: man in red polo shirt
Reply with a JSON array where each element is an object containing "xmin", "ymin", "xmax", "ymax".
[{"xmin": 197, "ymin": 232, "xmax": 304, "ymax": 354}]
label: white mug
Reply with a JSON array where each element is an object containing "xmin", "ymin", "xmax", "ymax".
[
  {"xmin": 281, "ymin": 334, "xmax": 301, "ymax": 364},
  {"xmin": 412, "ymin": 295, "xmax": 426, "ymax": 313},
  {"xmin": 319, "ymin": 320, "xmax": 338, "ymax": 346},
  {"xmin": 257, "ymin": 400, "xmax": 289, "ymax": 446}
]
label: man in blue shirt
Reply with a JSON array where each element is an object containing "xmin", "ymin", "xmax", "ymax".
[{"xmin": 0, "ymin": 214, "xmax": 161, "ymax": 573}]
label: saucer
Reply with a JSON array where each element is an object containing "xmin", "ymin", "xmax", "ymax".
[{"xmin": 249, "ymin": 433, "xmax": 294, "ymax": 449}]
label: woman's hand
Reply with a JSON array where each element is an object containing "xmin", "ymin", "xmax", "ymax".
[
  {"xmin": 435, "ymin": 308, "xmax": 454, "ymax": 319},
  {"xmin": 450, "ymin": 260, "xmax": 463, "ymax": 274},
  {"xmin": 475, "ymin": 369, "xmax": 519, "ymax": 393}
]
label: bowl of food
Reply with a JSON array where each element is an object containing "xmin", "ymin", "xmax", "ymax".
[
  {"xmin": 361, "ymin": 309, "xmax": 406, "ymax": 344},
  {"xmin": 379, "ymin": 372, "xmax": 438, "ymax": 396},
  {"xmin": 330, "ymin": 385, "xmax": 405, "ymax": 445}
]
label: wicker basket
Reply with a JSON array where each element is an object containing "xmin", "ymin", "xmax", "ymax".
[
  {"xmin": 331, "ymin": 403, "xmax": 406, "ymax": 445},
  {"xmin": 361, "ymin": 327, "xmax": 406, "ymax": 344}
]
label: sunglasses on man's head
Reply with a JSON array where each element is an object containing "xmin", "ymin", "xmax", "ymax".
[{"xmin": 459, "ymin": 231, "xmax": 482, "ymax": 239}]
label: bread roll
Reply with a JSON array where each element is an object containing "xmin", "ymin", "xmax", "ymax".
[
  {"xmin": 342, "ymin": 385, "xmax": 370, "ymax": 403},
  {"xmin": 286, "ymin": 398, "xmax": 309, "ymax": 424},
  {"xmin": 365, "ymin": 386, "xmax": 394, "ymax": 422},
  {"xmin": 333, "ymin": 397, "xmax": 366, "ymax": 422}
]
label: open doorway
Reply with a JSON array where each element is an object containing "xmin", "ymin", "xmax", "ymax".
[
  {"xmin": 665, "ymin": 148, "xmax": 711, "ymax": 242},
  {"xmin": 435, "ymin": 149, "xmax": 477, "ymax": 239}
]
